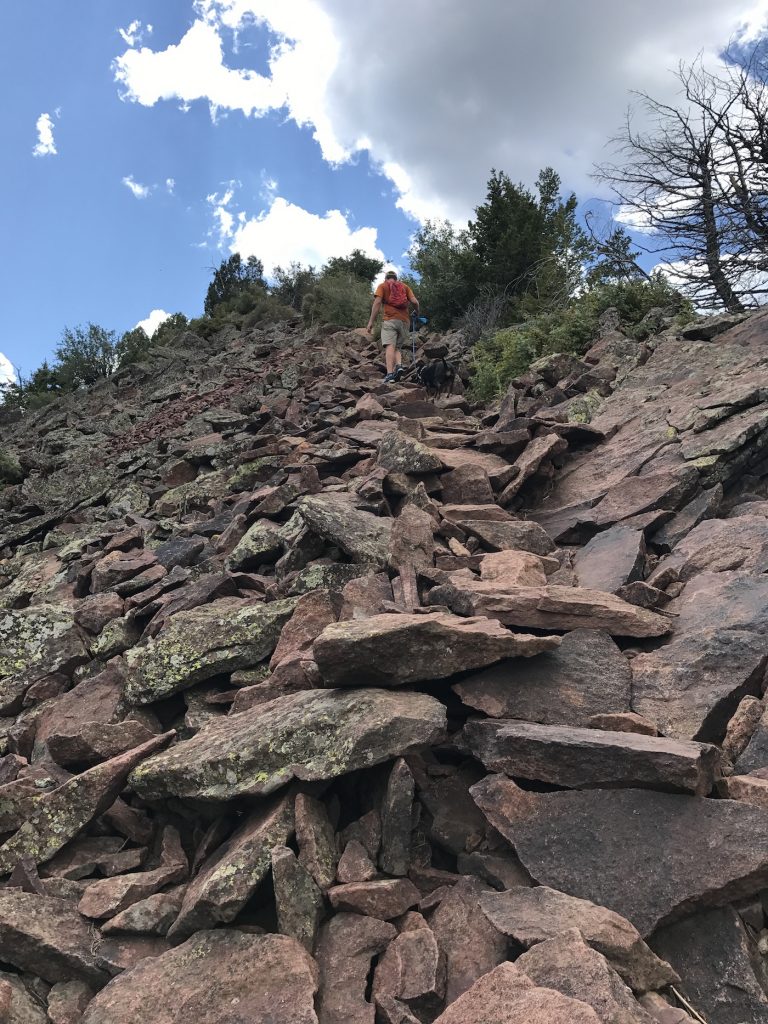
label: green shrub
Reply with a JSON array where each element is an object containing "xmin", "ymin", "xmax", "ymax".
[
  {"xmin": 302, "ymin": 272, "xmax": 373, "ymax": 327},
  {"xmin": 469, "ymin": 275, "xmax": 693, "ymax": 400}
]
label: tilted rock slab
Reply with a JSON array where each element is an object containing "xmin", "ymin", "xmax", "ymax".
[
  {"xmin": 0, "ymin": 890, "xmax": 109, "ymax": 987},
  {"xmin": 168, "ymin": 792, "xmax": 294, "ymax": 941},
  {"xmin": 130, "ymin": 688, "xmax": 446, "ymax": 802},
  {"xmin": 453, "ymin": 629, "xmax": 631, "ymax": 726},
  {"xmin": 632, "ymin": 572, "xmax": 768, "ymax": 740},
  {"xmin": 476, "ymin": 886, "xmax": 677, "ymax": 993},
  {"xmin": 0, "ymin": 732, "xmax": 173, "ymax": 874},
  {"xmin": 430, "ymin": 581, "xmax": 672, "ymax": 638},
  {"xmin": 471, "ymin": 776, "xmax": 768, "ymax": 936},
  {"xmin": 123, "ymin": 597, "xmax": 296, "ymax": 704},
  {"xmin": 81, "ymin": 931, "xmax": 319, "ymax": 1024},
  {"xmin": 462, "ymin": 720, "xmax": 721, "ymax": 795},
  {"xmin": 299, "ymin": 493, "xmax": 392, "ymax": 568},
  {"xmin": 313, "ymin": 612, "xmax": 559, "ymax": 687}
]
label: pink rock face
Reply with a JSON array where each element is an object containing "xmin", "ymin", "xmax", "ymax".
[
  {"xmin": 81, "ymin": 932, "xmax": 320, "ymax": 1024},
  {"xmin": 432, "ymin": 962, "xmax": 603, "ymax": 1024},
  {"xmin": 313, "ymin": 611, "xmax": 558, "ymax": 688},
  {"xmin": 328, "ymin": 879, "xmax": 420, "ymax": 920},
  {"xmin": 316, "ymin": 913, "xmax": 397, "ymax": 1024},
  {"xmin": 430, "ymin": 580, "xmax": 672, "ymax": 638},
  {"xmin": 426, "ymin": 878, "xmax": 508, "ymax": 1005},
  {"xmin": 462, "ymin": 719, "xmax": 721, "ymax": 795}
]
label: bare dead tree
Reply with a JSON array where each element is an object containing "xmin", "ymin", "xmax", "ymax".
[{"xmin": 596, "ymin": 49, "xmax": 768, "ymax": 312}]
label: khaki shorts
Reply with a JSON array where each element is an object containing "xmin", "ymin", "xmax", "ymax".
[{"xmin": 381, "ymin": 319, "xmax": 409, "ymax": 348}]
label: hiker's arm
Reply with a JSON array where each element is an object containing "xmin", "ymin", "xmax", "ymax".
[
  {"xmin": 366, "ymin": 296, "xmax": 383, "ymax": 331},
  {"xmin": 409, "ymin": 291, "xmax": 420, "ymax": 312}
]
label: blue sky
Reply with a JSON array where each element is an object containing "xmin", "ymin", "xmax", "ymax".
[{"xmin": 2, "ymin": 0, "xmax": 766, "ymax": 380}]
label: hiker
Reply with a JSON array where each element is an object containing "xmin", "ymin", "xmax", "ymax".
[{"xmin": 366, "ymin": 270, "xmax": 419, "ymax": 383}]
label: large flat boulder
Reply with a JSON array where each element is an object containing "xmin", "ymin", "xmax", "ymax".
[
  {"xmin": 130, "ymin": 688, "xmax": 446, "ymax": 801},
  {"xmin": 429, "ymin": 580, "xmax": 672, "ymax": 638},
  {"xmin": 471, "ymin": 776, "xmax": 768, "ymax": 936},
  {"xmin": 632, "ymin": 572, "xmax": 768, "ymax": 739},
  {"xmin": 453, "ymin": 629, "xmax": 632, "ymax": 725},
  {"xmin": 313, "ymin": 612, "xmax": 558, "ymax": 687},
  {"xmin": 80, "ymin": 931, "xmax": 319, "ymax": 1023},
  {"xmin": 462, "ymin": 720, "xmax": 720, "ymax": 795},
  {"xmin": 477, "ymin": 886, "xmax": 677, "ymax": 993},
  {"xmin": 124, "ymin": 597, "xmax": 296, "ymax": 704}
]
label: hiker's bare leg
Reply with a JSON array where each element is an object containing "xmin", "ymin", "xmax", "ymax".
[{"xmin": 385, "ymin": 345, "xmax": 397, "ymax": 374}]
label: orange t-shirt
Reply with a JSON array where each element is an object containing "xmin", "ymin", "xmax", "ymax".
[{"xmin": 375, "ymin": 281, "xmax": 416, "ymax": 323}]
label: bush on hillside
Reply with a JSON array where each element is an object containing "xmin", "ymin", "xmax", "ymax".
[
  {"xmin": 302, "ymin": 272, "xmax": 374, "ymax": 327},
  {"xmin": 469, "ymin": 275, "xmax": 693, "ymax": 401},
  {"xmin": 55, "ymin": 324, "xmax": 117, "ymax": 389}
]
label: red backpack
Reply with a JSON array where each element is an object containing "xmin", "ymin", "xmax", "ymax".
[{"xmin": 385, "ymin": 280, "xmax": 409, "ymax": 309}]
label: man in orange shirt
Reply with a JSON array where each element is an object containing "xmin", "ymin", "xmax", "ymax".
[{"xmin": 366, "ymin": 270, "xmax": 419, "ymax": 383}]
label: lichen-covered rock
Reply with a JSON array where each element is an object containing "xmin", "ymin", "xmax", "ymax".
[
  {"xmin": 168, "ymin": 792, "xmax": 294, "ymax": 941},
  {"xmin": 123, "ymin": 597, "xmax": 296, "ymax": 704},
  {"xmin": 130, "ymin": 688, "xmax": 446, "ymax": 801},
  {"xmin": 226, "ymin": 520, "xmax": 283, "ymax": 571},
  {"xmin": 0, "ymin": 732, "xmax": 173, "ymax": 874},
  {"xmin": 298, "ymin": 493, "xmax": 392, "ymax": 567},
  {"xmin": 0, "ymin": 605, "xmax": 87, "ymax": 685}
]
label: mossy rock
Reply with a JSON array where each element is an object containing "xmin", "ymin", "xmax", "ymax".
[{"xmin": 0, "ymin": 451, "xmax": 24, "ymax": 485}]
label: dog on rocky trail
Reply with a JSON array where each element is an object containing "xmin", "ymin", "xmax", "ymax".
[{"xmin": 415, "ymin": 356, "xmax": 457, "ymax": 400}]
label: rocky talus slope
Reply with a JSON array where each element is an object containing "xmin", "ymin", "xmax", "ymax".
[{"xmin": 0, "ymin": 309, "xmax": 768, "ymax": 1022}]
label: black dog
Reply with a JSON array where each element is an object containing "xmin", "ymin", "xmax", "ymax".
[{"xmin": 415, "ymin": 357, "xmax": 456, "ymax": 400}]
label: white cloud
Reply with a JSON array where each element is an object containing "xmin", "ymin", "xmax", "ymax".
[
  {"xmin": 122, "ymin": 175, "xmax": 152, "ymax": 199},
  {"xmin": 114, "ymin": 1, "xmax": 768, "ymax": 223},
  {"xmin": 119, "ymin": 20, "xmax": 152, "ymax": 47},
  {"xmin": 136, "ymin": 309, "xmax": 172, "ymax": 336},
  {"xmin": 32, "ymin": 113, "xmax": 57, "ymax": 157},
  {"xmin": 166, "ymin": 177, "xmax": 176, "ymax": 193},
  {"xmin": 210, "ymin": 187, "xmax": 383, "ymax": 270},
  {"xmin": 0, "ymin": 353, "xmax": 17, "ymax": 387}
]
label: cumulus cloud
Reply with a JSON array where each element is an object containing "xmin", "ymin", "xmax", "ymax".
[
  {"xmin": 32, "ymin": 113, "xmax": 57, "ymax": 157},
  {"xmin": 166, "ymin": 177, "xmax": 176, "ymax": 193},
  {"xmin": 122, "ymin": 175, "xmax": 152, "ymax": 199},
  {"xmin": 0, "ymin": 353, "xmax": 17, "ymax": 388},
  {"xmin": 115, "ymin": 1, "xmax": 768, "ymax": 222},
  {"xmin": 209, "ymin": 186, "xmax": 383, "ymax": 269},
  {"xmin": 135, "ymin": 309, "xmax": 172, "ymax": 336}
]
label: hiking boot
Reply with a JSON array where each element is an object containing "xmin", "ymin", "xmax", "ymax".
[
  {"xmin": 393, "ymin": 366, "xmax": 406, "ymax": 381},
  {"xmin": 382, "ymin": 372, "xmax": 398, "ymax": 383}
]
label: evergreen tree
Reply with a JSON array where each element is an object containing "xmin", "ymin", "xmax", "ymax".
[
  {"xmin": 204, "ymin": 254, "xmax": 266, "ymax": 316},
  {"xmin": 323, "ymin": 250, "xmax": 383, "ymax": 284}
]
